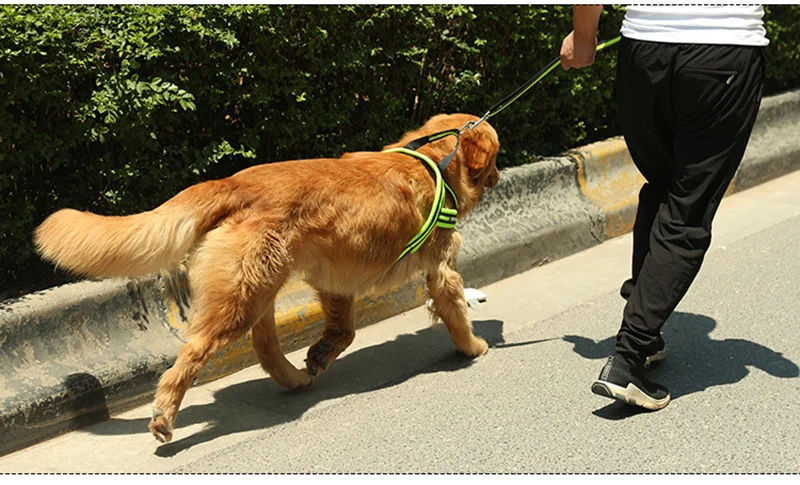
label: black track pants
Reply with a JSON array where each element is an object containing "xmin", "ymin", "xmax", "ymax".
[{"xmin": 614, "ymin": 36, "xmax": 765, "ymax": 367}]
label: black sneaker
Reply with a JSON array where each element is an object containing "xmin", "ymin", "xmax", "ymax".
[
  {"xmin": 644, "ymin": 335, "xmax": 666, "ymax": 368},
  {"xmin": 591, "ymin": 355, "xmax": 671, "ymax": 410}
]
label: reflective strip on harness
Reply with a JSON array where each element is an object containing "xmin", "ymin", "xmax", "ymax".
[{"xmin": 382, "ymin": 147, "xmax": 459, "ymax": 262}]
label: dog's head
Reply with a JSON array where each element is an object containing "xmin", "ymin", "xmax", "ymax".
[
  {"xmin": 391, "ymin": 113, "xmax": 501, "ymax": 214},
  {"xmin": 443, "ymin": 113, "xmax": 500, "ymax": 192}
]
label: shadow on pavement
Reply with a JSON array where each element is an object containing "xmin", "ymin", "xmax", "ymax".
[
  {"xmin": 89, "ymin": 319, "xmax": 554, "ymax": 456},
  {"xmin": 563, "ymin": 311, "xmax": 799, "ymax": 419}
]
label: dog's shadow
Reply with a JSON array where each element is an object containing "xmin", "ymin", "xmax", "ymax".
[
  {"xmin": 91, "ymin": 319, "xmax": 551, "ymax": 457},
  {"xmin": 563, "ymin": 311, "xmax": 799, "ymax": 420}
]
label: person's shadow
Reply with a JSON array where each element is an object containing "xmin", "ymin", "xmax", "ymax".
[
  {"xmin": 563, "ymin": 311, "xmax": 799, "ymax": 420},
  {"xmin": 89, "ymin": 319, "xmax": 556, "ymax": 457}
]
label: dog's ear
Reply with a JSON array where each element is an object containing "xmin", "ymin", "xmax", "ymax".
[{"xmin": 461, "ymin": 130, "xmax": 498, "ymax": 175}]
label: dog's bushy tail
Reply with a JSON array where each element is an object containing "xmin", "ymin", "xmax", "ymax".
[{"xmin": 34, "ymin": 180, "xmax": 243, "ymax": 278}]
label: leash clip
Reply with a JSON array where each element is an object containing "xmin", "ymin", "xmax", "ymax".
[{"xmin": 460, "ymin": 111, "xmax": 490, "ymax": 134}]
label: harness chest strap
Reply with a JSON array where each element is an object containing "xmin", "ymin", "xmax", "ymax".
[{"xmin": 382, "ymin": 147, "xmax": 459, "ymax": 262}]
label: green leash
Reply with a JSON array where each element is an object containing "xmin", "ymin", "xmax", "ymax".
[
  {"xmin": 465, "ymin": 36, "xmax": 622, "ymax": 131},
  {"xmin": 387, "ymin": 36, "xmax": 621, "ymax": 263}
]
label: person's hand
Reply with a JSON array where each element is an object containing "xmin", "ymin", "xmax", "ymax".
[{"xmin": 560, "ymin": 30, "xmax": 598, "ymax": 70}]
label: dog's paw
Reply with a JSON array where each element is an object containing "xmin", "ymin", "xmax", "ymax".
[
  {"xmin": 269, "ymin": 365, "xmax": 314, "ymax": 390},
  {"xmin": 149, "ymin": 408, "xmax": 174, "ymax": 443},
  {"xmin": 292, "ymin": 370, "xmax": 314, "ymax": 390},
  {"xmin": 306, "ymin": 341, "xmax": 335, "ymax": 377},
  {"xmin": 460, "ymin": 337, "xmax": 489, "ymax": 358},
  {"xmin": 305, "ymin": 359, "xmax": 323, "ymax": 377}
]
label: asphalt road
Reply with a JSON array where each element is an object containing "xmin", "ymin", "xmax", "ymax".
[{"xmin": 3, "ymin": 171, "xmax": 800, "ymax": 473}]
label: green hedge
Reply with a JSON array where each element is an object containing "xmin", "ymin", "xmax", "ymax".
[{"xmin": 2, "ymin": 5, "xmax": 799, "ymax": 297}]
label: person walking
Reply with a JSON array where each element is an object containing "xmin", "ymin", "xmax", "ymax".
[{"xmin": 560, "ymin": 5, "xmax": 768, "ymax": 410}]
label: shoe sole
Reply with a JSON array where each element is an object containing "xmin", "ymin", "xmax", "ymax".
[
  {"xmin": 644, "ymin": 348, "xmax": 666, "ymax": 368},
  {"xmin": 591, "ymin": 380, "xmax": 671, "ymax": 411}
]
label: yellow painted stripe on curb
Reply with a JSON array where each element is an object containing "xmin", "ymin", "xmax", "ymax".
[
  {"xmin": 576, "ymin": 137, "xmax": 740, "ymax": 240},
  {"xmin": 165, "ymin": 299, "xmax": 188, "ymax": 334},
  {"xmin": 574, "ymin": 138, "xmax": 645, "ymax": 239},
  {"xmin": 574, "ymin": 137, "xmax": 736, "ymax": 239}
]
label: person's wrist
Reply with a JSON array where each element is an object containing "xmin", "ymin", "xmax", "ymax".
[{"xmin": 573, "ymin": 31, "xmax": 597, "ymax": 48}]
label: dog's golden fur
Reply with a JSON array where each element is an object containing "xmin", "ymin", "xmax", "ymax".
[{"xmin": 34, "ymin": 113, "xmax": 500, "ymax": 443}]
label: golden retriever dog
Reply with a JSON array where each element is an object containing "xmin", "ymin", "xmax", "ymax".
[{"xmin": 34, "ymin": 113, "xmax": 500, "ymax": 443}]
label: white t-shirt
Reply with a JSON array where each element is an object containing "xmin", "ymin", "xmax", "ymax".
[{"xmin": 620, "ymin": 5, "xmax": 769, "ymax": 46}]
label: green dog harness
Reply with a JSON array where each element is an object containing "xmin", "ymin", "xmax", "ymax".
[
  {"xmin": 383, "ymin": 134, "xmax": 459, "ymax": 263},
  {"xmin": 378, "ymin": 36, "xmax": 625, "ymax": 265}
]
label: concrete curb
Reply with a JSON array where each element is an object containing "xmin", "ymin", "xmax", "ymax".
[{"xmin": 1, "ymin": 88, "xmax": 799, "ymax": 456}]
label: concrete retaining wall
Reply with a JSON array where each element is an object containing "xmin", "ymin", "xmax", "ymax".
[{"xmin": 1, "ymin": 88, "xmax": 798, "ymax": 457}]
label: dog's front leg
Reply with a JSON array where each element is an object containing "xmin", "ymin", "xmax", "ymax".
[
  {"xmin": 426, "ymin": 258, "xmax": 489, "ymax": 358},
  {"xmin": 252, "ymin": 298, "xmax": 315, "ymax": 389}
]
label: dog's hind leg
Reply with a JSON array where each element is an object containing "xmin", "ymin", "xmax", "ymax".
[
  {"xmin": 149, "ymin": 218, "xmax": 292, "ymax": 443},
  {"xmin": 251, "ymin": 298, "xmax": 314, "ymax": 389},
  {"xmin": 426, "ymin": 240, "xmax": 488, "ymax": 358},
  {"xmin": 305, "ymin": 292, "xmax": 356, "ymax": 378},
  {"xmin": 150, "ymin": 324, "xmax": 248, "ymax": 443}
]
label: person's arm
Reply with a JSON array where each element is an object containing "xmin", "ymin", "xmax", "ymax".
[{"xmin": 560, "ymin": 5, "xmax": 604, "ymax": 70}]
